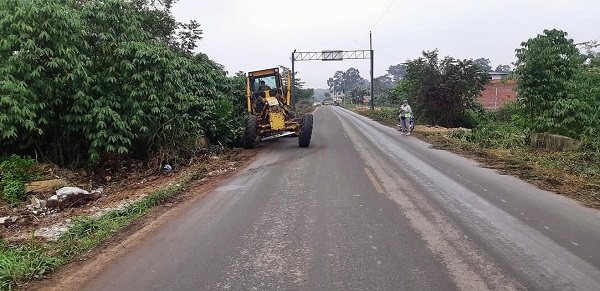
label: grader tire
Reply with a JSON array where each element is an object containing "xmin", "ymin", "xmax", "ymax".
[
  {"xmin": 298, "ymin": 113, "xmax": 313, "ymax": 147},
  {"xmin": 243, "ymin": 115, "xmax": 258, "ymax": 149}
]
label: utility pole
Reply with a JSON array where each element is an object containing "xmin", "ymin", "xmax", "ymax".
[
  {"xmin": 370, "ymin": 31, "xmax": 374, "ymax": 111},
  {"xmin": 291, "ymin": 49, "xmax": 296, "ymax": 100}
]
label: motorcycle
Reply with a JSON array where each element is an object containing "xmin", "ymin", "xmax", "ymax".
[{"xmin": 397, "ymin": 115, "xmax": 415, "ymax": 133}]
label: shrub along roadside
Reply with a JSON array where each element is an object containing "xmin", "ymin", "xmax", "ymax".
[{"xmin": 0, "ymin": 160, "xmax": 214, "ymax": 290}]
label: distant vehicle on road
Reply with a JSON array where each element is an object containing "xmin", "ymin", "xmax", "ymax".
[{"xmin": 313, "ymin": 101, "xmax": 321, "ymax": 107}]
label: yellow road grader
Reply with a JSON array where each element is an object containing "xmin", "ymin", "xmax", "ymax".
[{"xmin": 243, "ymin": 67, "xmax": 313, "ymax": 148}]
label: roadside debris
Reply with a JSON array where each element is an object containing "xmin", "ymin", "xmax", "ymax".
[{"xmin": 46, "ymin": 186, "xmax": 97, "ymax": 209}]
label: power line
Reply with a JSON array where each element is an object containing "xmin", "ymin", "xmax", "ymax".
[
  {"xmin": 349, "ymin": 0, "xmax": 398, "ymax": 49},
  {"xmin": 372, "ymin": 0, "xmax": 398, "ymax": 30}
]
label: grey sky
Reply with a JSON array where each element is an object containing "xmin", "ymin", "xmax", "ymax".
[{"xmin": 172, "ymin": 0, "xmax": 599, "ymax": 89}]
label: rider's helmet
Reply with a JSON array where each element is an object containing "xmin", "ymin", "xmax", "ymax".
[{"xmin": 402, "ymin": 99, "xmax": 408, "ymax": 103}]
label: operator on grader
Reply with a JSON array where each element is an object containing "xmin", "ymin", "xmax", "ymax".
[{"xmin": 256, "ymin": 80, "xmax": 270, "ymax": 91}]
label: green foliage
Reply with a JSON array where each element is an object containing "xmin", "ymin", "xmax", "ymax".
[
  {"xmin": 347, "ymin": 87, "xmax": 370, "ymax": 104},
  {"xmin": 460, "ymin": 102, "xmax": 489, "ymax": 128},
  {"xmin": 373, "ymin": 75, "xmax": 395, "ymax": 105},
  {"xmin": 326, "ymin": 68, "xmax": 368, "ymax": 98},
  {"xmin": 0, "ymin": 155, "xmax": 36, "ymax": 185},
  {"xmin": 397, "ymin": 49, "xmax": 489, "ymax": 127},
  {"xmin": 473, "ymin": 58, "xmax": 492, "ymax": 72},
  {"xmin": 495, "ymin": 64, "xmax": 512, "ymax": 73},
  {"xmin": 387, "ymin": 64, "xmax": 407, "ymax": 82},
  {"xmin": 0, "ymin": 0, "xmax": 244, "ymax": 166},
  {"xmin": 514, "ymin": 29, "xmax": 597, "ymax": 138},
  {"xmin": 466, "ymin": 123, "xmax": 526, "ymax": 149},
  {"xmin": 0, "ymin": 155, "xmax": 37, "ymax": 205},
  {"xmin": 278, "ymin": 65, "xmax": 313, "ymax": 106},
  {"xmin": 364, "ymin": 107, "xmax": 399, "ymax": 124},
  {"xmin": 293, "ymin": 88, "xmax": 315, "ymax": 106},
  {"xmin": 492, "ymin": 101, "xmax": 523, "ymax": 123},
  {"xmin": 1, "ymin": 180, "xmax": 26, "ymax": 206},
  {"xmin": 388, "ymin": 79, "xmax": 411, "ymax": 105},
  {"xmin": 0, "ymin": 240, "xmax": 63, "ymax": 291}
]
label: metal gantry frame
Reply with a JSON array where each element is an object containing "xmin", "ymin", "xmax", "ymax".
[{"xmin": 291, "ymin": 33, "xmax": 375, "ymax": 111}]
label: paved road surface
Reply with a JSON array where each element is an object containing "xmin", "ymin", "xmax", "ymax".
[{"xmin": 83, "ymin": 106, "xmax": 600, "ymax": 291}]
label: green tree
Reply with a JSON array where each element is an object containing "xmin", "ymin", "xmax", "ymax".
[
  {"xmin": 0, "ymin": 0, "xmax": 91, "ymax": 165},
  {"xmin": 514, "ymin": 29, "xmax": 594, "ymax": 137},
  {"xmin": 401, "ymin": 50, "xmax": 489, "ymax": 127},
  {"xmin": 347, "ymin": 87, "xmax": 369, "ymax": 104},
  {"xmin": 372, "ymin": 75, "xmax": 395, "ymax": 106},
  {"xmin": 130, "ymin": 0, "xmax": 203, "ymax": 55},
  {"xmin": 344, "ymin": 67, "xmax": 367, "ymax": 91},
  {"xmin": 279, "ymin": 65, "xmax": 305, "ymax": 89},
  {"xmin": 374, "ymin": 75, "xmax": 393, "ymax": 93},
  {"xmin": 279, "ymin": 65, "xmax": 311, "ymax": 106},
  {"xmin": 327, "ymin": 70, "xmax": 345, "ymax": 93},
  {"xmin": 474, "ymin": 58, "xmax": 492, "ymax": 72},
  {"xmin": 494, "ymin": 64, "xmax": 512, "ymax": 73},
  {"xmin": 578, "ymin": 38, "xmax": 600, "ymax": 70},
  {"xmin": 387, "ymin": 64, "xmax": 407, "ymax": 82},
  {"xmin": 327, "ymin": 68, "xmax": 367, "ymax": 96}
]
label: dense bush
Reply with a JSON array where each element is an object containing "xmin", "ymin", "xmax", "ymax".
[
  {"xmin": 0, "ymin": 0, "xmax": 246, "ymax": 166},
  {"xmin": 491, "ymin": 101, "xmax": 523, "ymax": 123},
  {"xmin": 468, "ymin": 123, "xmax": 526, "ymax": 149},
  {"xmin": 446, "ymin": 122, "xmax": 525, "ymax": 149},
  {"xmin": 514, "ymin": 29, "xmax": 600, "ymax": 141}
]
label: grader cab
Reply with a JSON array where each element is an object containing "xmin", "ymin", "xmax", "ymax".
[{"xmin": 243, "ymin": 68, "xmax": 313, "ymax": 148}]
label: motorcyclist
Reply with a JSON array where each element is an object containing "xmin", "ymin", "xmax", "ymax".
[{"xmin": 398, "ymin": 99, "xmax": 413, "ymax": 135}]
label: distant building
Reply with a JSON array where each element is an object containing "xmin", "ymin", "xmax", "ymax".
[
  {"xmin": 479, "ymin": 78, "xmax": 517, "ymax": 109},
  {"xmin": 488, "ymin": 72, "xmax": 511, "ymax": 80},
  {"xmin": 331, "ymin": 91, "xmax": 344, "ymax": 102}
]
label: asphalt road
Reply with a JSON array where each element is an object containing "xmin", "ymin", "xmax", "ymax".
[{"xmin": 83, "ymin": 106, "xmax": 600, "ymax": 291}]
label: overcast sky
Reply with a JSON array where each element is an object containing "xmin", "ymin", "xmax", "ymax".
[{"xmin": 172, "ymin": 0, "xmax": 600, "ymax": 89}]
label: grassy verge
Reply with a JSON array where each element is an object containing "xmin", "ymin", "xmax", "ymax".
[
  {"xmin": 0, "ymin": 163, "xmax": 212, "ymax": 290},
  {"xmin": 339, "ymin": 102, "xmax": 357, "ymax": 109},
  {"xmin": 352, "ymin": 106, "xmax": 398, "ymax": 126}
]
